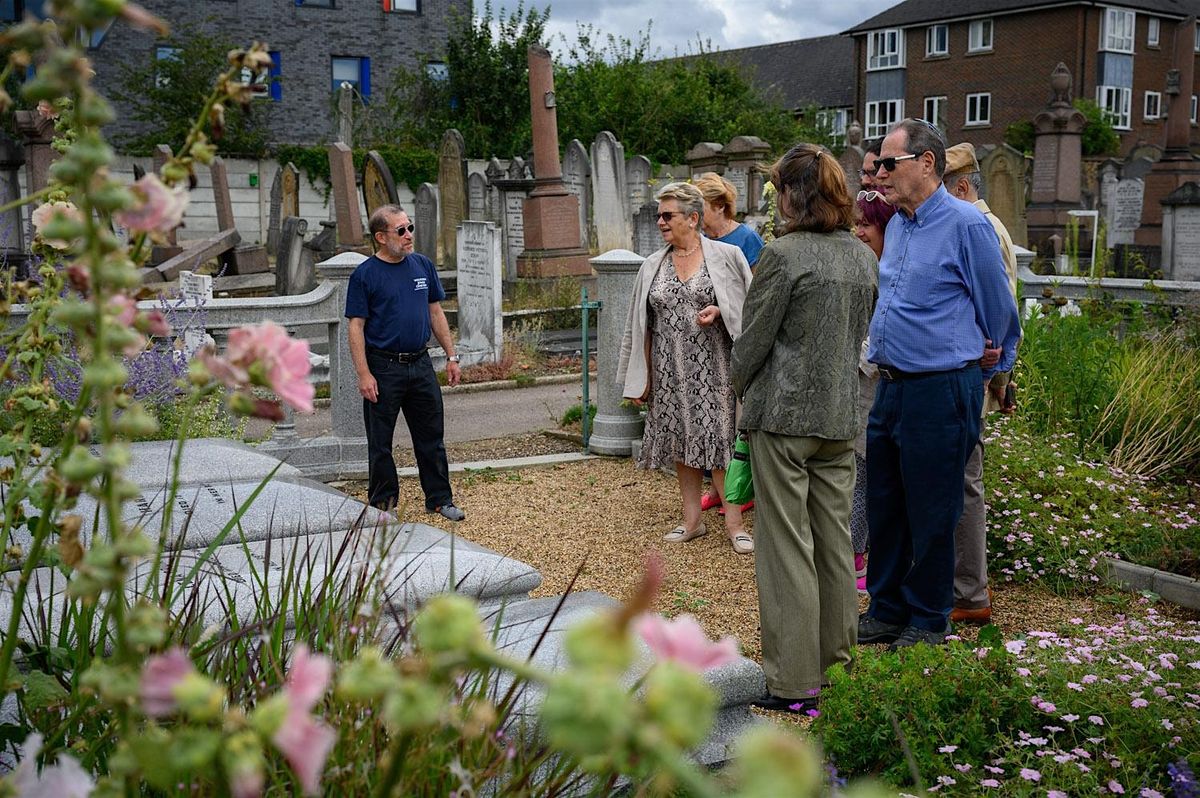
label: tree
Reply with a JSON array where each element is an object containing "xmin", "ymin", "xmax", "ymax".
[
  {"xmin": 1075, "ymin": 98, "xmax": 1121, "ymax": 157},
  {"xmin": 111, "ymin": 24, "xmax": 271, "ymax": 157}
]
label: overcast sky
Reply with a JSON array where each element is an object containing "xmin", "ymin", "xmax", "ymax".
[{"xmin": 492, "ymin": 1, "xmax": 870, "ymax": 58}]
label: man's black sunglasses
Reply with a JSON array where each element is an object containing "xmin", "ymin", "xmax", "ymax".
[
  {"xmin": 869, "ymin": 154, "xmax": 919, "ymax": 175},
  {"xmin": 395, "ymin": 224, "xmax": 416, "ymax": 235}
]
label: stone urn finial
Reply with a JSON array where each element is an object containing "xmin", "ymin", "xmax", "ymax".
[
  {"xmin": 847, "ymin": 120, "xmax": 863, "ymax": 148},
  {"xmin": 1050, "ymin": 63, "xmax": 1072, "ymax": 105}
]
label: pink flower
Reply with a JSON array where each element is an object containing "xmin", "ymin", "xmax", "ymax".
[
  {"xmin": 635, "ymin": 613, "xmax": 738, "ymax": 672},
  {"xmin": 140, "ymin": 648, "xmax": 195, "ymax": 717},
  {"xmin": 981, "ymin": 779, "xmax": 1001, "ymax": 788},
  {"xmin": 36, "ymin": 99, "xmax": 58, "ymax": 120},
  {"xmin": 939, "ymin": 745, "xmax": 958, "ymax": 753},
  {"xmin": 271, "ymin": 646, "xmax": 335, "ymax": 796},
  {"xmin": 1089, "ymin": 715, "xmax": 1105, "ymax": 725},
  {"xmin": 204, "ymin": 322, "xmax": 314, "ymax": 414},
  {"xmin": 1020, "ymin": 768, "xmax": 1042, "ymax": 782},
  {"xmin": 31, "ymin": 200, "xmax": 84, "ymax": 250},
  {"xmin": 1130, "ymin": 698, "xmax": 1149, "ymax": 708},
  {"xmin": 1049, "ymin": 792, "xmax": 1069, "ymax": 798},
  {"xmin": 1109, "ymin": 780, "xmax": 1126, "ymax": 794},
  {"xmin": 9, "ymin": 733, "xmax": 93, "ymax": 797},
  {"xmin": 115, "ymin": 173, "xmax": 188, "ymax": 239}
]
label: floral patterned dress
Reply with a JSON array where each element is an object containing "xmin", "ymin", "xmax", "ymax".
[{"xmin": 638, "ymin": 254, "xmax": 737, "ymax": 472}]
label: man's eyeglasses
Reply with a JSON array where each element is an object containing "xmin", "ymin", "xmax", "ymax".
[
  {"xmin": 857, "ymin": 190, "xmax": 885, "ymax": 203},
  {"xmin": 655, "ymin": 211, "xmax": 686, "ymax": 222},
  {"xmin": 871, "ymin": 154, "xmax": 920, "ymax": 174},
  {"xmin": 395, "ymin": 224, "xmax": 416, "ymax": 236}
]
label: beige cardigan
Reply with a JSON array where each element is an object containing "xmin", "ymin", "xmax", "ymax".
[{"xmin": 616, "ymin": 237, "xmax": 753, "ymax": 400}]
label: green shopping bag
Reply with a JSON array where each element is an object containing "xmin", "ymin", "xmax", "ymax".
[{"xmin": 724, "ymin": 434, "xmax": 753, "ymax": 505}]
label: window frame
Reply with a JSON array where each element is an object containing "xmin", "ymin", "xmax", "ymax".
[
  {"xmin": 867, "ymin": 28, "xmax": 904, "ymax": 70},
  {"xmin": 1144, "ymin": 90, "xmax": 1161, "ymax": 120},
  {"xmin": 1147, "ymin": 16, "xmax": 1160, "ymax": 47},
  {"xmin": 923, "ymin": 95, "xmax": 948, "ymax": 131},
  {"xmin": 296, "ymin": 0, "xmax": 335, "ymax": 7},
  {"xmin": 816, "ymin": 108, "xmax": 850, "ymax": 145},
  {"xmin": 965, "ymin": 92, "xmax": 991, "ymax": 126},
  {"xmin": 968, "ymin": 19, "xmax": 993, "ymax": 53},
  {"xmin": 384, "ymin": 0, "xmax": 419, "ymax": 10},
  {"xmin": 331, "ymin": 55, "xmax": 371, "ymax": 98},
  {"xmin": 1096, "ymin": 84, "xmax": 1132, "ymax": 130},
  {"xmin": 1192, "ymin": 95, "xmax": 1197, "ymax": 124},
  {"xmin": 1101, "ymin": 7, "xmax": 1135, "ymax": 53},
  {"xmin": 926, "ymin": 24, "xmax": 948, "ymax": 57},
  {"xmin": 865, "ymin": 99, "xmax": 904, "ymax": 139}
]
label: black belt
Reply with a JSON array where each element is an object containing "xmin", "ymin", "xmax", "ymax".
[
  {"xmin": 877, "ymin": 363, "xmax": 976, "ymax": 381},
  {"xmin": 368, "ymin": 346, "xmax": 427, "ymax": 363}
]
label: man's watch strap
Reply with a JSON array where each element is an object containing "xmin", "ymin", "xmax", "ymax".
[{"xmin": 447, "ymin": 355, "xmax": 460, "ymax": 362}]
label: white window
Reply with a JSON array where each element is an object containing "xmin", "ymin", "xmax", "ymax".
[
  {"xmin": 1102, "ymin": 7, "xmax": 1135, "ymax": 53},
  {"xmin": 923, "ymin": 96, "xmax": 947, "ymax": 131},
  {"xmin": 868, "ymin": 29, "xmax": 903, "ymax": 70},
  {"xmin": 384, "ymin": 0, "xmax": 418, "ymax": 10},
  {"xmin": 1147, "ymin": 17, "xmax": 1159, "ymax": 47},
  {"xmin": 865, "ymin": 99, "xmax": 904, "ymax": 139},
  {"xmin": 816, "ymin": 108, "xmax": 849, "ymax": 144},
  {"xmin": 965, "ymin": 92, "xmax": 991, "ymax": 125},
  {"xmin": 968, "ymin": 19, "xmax": 993, "ymax": 52},
  {"xmin": 1192, "ymin": 95, "xmax": 1197, "ymax": 124},
  {"xmin": 1097, "ymin": 85, "xmax": 1132, "ymax": 129},
  {"xmin": 1195, "ymin": 22, "xmax": 1200, "ymax": 52},
  {"xmin": 926, "ymin": 24, "xmax": 948, "ymax": 56},
  {"xmin": 1144, "ymin": 91, "xmax": 1161, "ymax": 120}
]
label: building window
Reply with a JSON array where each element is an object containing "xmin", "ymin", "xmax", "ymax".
[
  {"xmin": 1097, "ymin": 85, "xmax": 1132, "ymax": 129},
  {"xmin": 384, "ymin": 0, "xmax": 418, "ymax": 9},
  {"xmin": 1144, "ymin": 91, "xmax": 1161, "ymax": 120},
  {"xmin": 867, "ymin": 29, "xmax": 903, "ymax": 70},
  {"xmin": 1147, "ymin": 17, "xmax": 1159, "ymax": 47},
  {"xmin": 965, "ymin": 93, "xmax": 991, "ymax": 126},
  {"xmin": 238, "ymin": 51, "xmax": 281, "ymax": 101},
  {"xmin": 296, "ymin": 0, "xmax": 334, "ymax": 7},
  {"xmin": 332, "ymin": 56, "xmax": 371, "ymax": 98},
  {"xmin": 816, "ymin": 108, "xmax": 849, "ymax": 145},
  {"xmin": 154, "ymin": 45, "xmax": 181, "ymax": 88},
  {"xmin": 1192, "ymin": 95, "xmax": 1197, "ymax": 124},
  {"xmin": 926, "ymin": 24, "xmax": 948, "ymax": 56},
  {"xmin": 1195, "ymin": 22, "xmax": 1200, "ymax": 52},
  {"xmin": 968, "ymin": 19, "xmax": 993, "ymax": 52},
  {"xmin": 923, "ymin": 96, "xmax": 947, "ymax": 131},
  {"xmin": 1102, "ymin": 7, "xmax": 1135, "ymax": 53},
  {"xmin": 425, "ymin": 61, "xmax": 448, "ymax": 81},
  {"xmin": 865, "ymin": 99, "xmax": 903, "ymax": 138}
]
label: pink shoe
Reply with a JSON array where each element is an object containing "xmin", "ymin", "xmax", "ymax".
[
  {"xmin": 700, "ymin": 492, "xmax": 722, "ymax": 511},
  {"xmin": 854, "ymin": 552, "xmax": 867, "ymax": 579},
  {"xmin": 856, "ymin": 575, "xmax": 868, "ymax": 595}
]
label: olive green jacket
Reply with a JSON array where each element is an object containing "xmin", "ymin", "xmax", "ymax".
[{"xmin": 731, "ymin": 229, "xmax": 878, "ymax": 440}]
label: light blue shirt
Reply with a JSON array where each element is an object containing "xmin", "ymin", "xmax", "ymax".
[{"xmin": 867, "ymin": 185, "xmax": 1020, "ymax": 377}]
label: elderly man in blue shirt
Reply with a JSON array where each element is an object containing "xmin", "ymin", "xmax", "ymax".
[{"xmin": 857, "ymin": 119, "xmax": 1021, "ymax": 650}]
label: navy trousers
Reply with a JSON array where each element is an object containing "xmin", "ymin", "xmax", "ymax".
[
  {"xmin": 865, "ymin": 365, "xmax": 982, "ymax": 632},
  {"xmin": 363, "ymin": 350, "xmax": 453, "ymax": 512}
]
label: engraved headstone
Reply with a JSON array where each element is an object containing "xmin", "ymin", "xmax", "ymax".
[
  {"xmin": 361, "ymin": 151, "xmax": 399, "ymax": 218},
  {"xmin": 633, "ymin": 204, "xmax": 662, "ymax": 257},
  {"xmin": 275, "ymin": 216, "xmax": 312, "ymax": 296},
  {"xmin": 1098, "ymin": 160, "xmax": 1120, "ymax": 214},
  {"xmin": 1107, "ymin": 178, "xmax": 1145, "ymax": 246},
  {"xmin": 591, "ymin": 131, "xmax": 630, "ymax": 252},
  {"xmin": 328, "ymin": 142, "xmax": 364, "ymax": 247},
  {"xmin": 980, "ymin": 144, "xmax": 1029, "ymax": 247},
  {"xmin": 625, "ymin": 155, "xmax": 652, "ymax": 217},
  {"xmin": 437, "ymin": 130, "xmax": 468, "ymax": 269},
  {"xmin": 562, "ymin": 139, "xmax": 591, "ymax": 249},
  {"xmin": 1161, "ymin": 182, "xmax": 1200, "ymax": 280},
  {"xmin": 500, "ymin": 186, "xmax": 527, "ymax": 282},
  {"xmin": 414, "ymin": 183, "xmax": 438, "ymax": 262},
  {"xmin": 468, "ymin": 172, "xmax": 488, "ymax": 221},
  {"xmin": 725, "ymin": 167, "xmax": 749, "ymax": 215},
  {"xmin": 455, "ymin": 220, "xmax": 503, "ymax": 362},
  {"xmin": 178, "ymin": 270, "xmax": 212, "ymax": 356},
  {"xmin": 267, "ymin": 162, "xmax": 301, "ymax": 256}
]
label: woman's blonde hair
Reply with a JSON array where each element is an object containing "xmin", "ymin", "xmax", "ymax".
[
  {"xmin": 769, "ymin": 143, "xmax": 853, "ymax": 234},
  {"xmin": 692, "ymin": 172, "xmax": 736, "ymax": 220},
  {"xmin": 654, "ymin": 181, "xmax": 705, "ymax": 225}
]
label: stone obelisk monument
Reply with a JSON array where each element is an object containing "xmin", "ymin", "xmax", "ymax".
[{"xmin": 516, "ymin": 44, "xmax": 592, "ymax": 278}]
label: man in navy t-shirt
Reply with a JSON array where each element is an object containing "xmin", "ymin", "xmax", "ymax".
[{"xmin": 345, "ymin": 204, "xmax": 465, "ymax": 521}]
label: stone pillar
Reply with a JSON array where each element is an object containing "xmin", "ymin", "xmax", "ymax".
[
  {"xmin": 316, "ymin": 251, "xmax": 369, "ymax": 440},
  {"xmin": 685, "ymin": 142, "xmax": 726, "ymax": 177},
  {"xmin": 588, "ymin": 249, "xmax": 645, "ymax": 456},
  {"xmin": 13, "ymin": 110, "xmax": 56, "ymax": 194},
  {"xmin": 1025, "ymin": 64, "xmax": 1086, "ymax": 254},
  {"xmin": 0, "ymin": 132, "xmax": 30, "ymax": 279}
]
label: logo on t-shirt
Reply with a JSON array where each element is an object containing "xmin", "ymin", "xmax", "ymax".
[{"xmin": 413, "ymin": 277, "xmax": 428, "ymax": 292}]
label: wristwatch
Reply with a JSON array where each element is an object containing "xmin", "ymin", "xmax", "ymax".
[{"xmin": 447, "ymin": 355, "xmax": 460, "ymax": 363}]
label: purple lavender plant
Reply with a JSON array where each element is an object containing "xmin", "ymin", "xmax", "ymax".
[{"xmin": 1169, "ymin": 760, "xmax": 1198, "ymax": 798}]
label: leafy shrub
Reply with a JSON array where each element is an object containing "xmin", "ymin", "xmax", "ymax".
[
  {"xmin": 1075, "ymin": 98, "xmax": 1122, "ymax": 157},
  {"xmin": 559, "ymin": 402, "xmax": 597, "ymax": 427},
  {"xmin": 1005, "ymin": 120, "xmax": 1035, "ymax": 155}
]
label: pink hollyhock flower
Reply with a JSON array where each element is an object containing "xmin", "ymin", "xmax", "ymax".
[
  {"xmin": 231, "ymin": 769, "xmax": 264, "ymax": 798},
  {"xmin": 36, "ymin": 99, "xmax": 58, "ymax": 120},
  {"xmin": 271, "ymin": 646, "xmax": 335, "ymax": 796},
  {"xmin": 635, "ymin": 613, "xmax": 738, "ymax": 672},
  {"xmin": 140, "ymin": 647, "xmax": 196, "ymax": 717},
  {"xmin": 31, "ymin": 200, "xmax": 84, "ymax": 250},
  {"xmin": 9, "ymin": 733, "xmax": 93, "ymax": 797},
  {"xmin": 206, "ymin": 322, "xmax": 314, "ymax": 414},
  {"xmin": 115, "ymin": 173, "xmax": 188, "ymax": 239}
]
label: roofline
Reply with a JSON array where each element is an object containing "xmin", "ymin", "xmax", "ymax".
[
  {"xmin": 842, "ymin": 0, "xmax": 1193, "ymax": 35},
  {"xmin": 684, "ymin": 32, "xmax": 852, "ymax": 60}
]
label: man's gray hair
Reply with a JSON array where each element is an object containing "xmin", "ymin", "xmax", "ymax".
[
  {"xmin": 945, "ymin": 172, "xmax": 983, "ymax": 194},
  {"xmin": 368, "ymin": 203, "xmax": 406, "ymax": 239},
  {"xmin": 891, "ymin": 118, "xmax": 947, "ymax": 178},
  {"xmin": 655, "ymin": 181, "xmax": 705, "ymax": 225}
]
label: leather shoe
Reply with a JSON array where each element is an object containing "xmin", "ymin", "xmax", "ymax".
[
  {"xmin": 857, "ymin": 614, "xmax": 904, "ymax": 644},
  {"xmin": 750, "ymin": 693, "xmax": 819, "ymax": 714},
  {"xmin": 663, "ymin": 523, "xmax": 707, "ymax": 543},
  {"xmin": 950, "ymin": 605, "xmax": 992, "ymax": 624},
  {"xmin": 888, "ymin": 624, "xmax": 950, "ymax": 651},
  {"xmin": 433, "ymin": 504, "xmax": 465, "ymax": 521}
]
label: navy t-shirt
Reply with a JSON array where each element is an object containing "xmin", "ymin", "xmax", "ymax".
[
  {"xmin": 344, "ymin": 253, "xmax": 446, "ymax": 353},
  {"xmin": 717, "ymin": 223, "xmax": 765, "ymax": 267}
]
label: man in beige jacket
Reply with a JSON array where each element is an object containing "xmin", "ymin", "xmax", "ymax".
[{"xmin": 942, "ymin": 142, "xmax": 1019, "ymax": 624}]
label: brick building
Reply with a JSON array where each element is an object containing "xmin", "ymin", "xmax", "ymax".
[
  {"xmin": 4, "ymin": 0, "xmax": 467, "ymax": 146},
  {"xmin": 844, "ymin": 0, "xmax": 1200, "ymax": 153}
]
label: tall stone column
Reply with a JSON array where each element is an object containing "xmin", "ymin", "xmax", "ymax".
[
  {"xmin": 588, "ymin": 249, "xmax": 645, "ymax": 456},
  {"xmin": 13, "ymin": 110, "xmax": 56, "ymax": 194},
  {"xmin": 1025, "ymin": 64, "xmax": 1085, "ymax": 253}
]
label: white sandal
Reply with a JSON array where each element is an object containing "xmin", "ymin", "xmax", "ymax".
[
  {"xmin": 663, "ymin": 523, "xmax": 707, "ymax": 543},
  {"xmin": 729, "ymin": 532, "xmax": 754, "ymax": 554}
]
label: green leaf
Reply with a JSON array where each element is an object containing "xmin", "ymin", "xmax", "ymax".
[{"xmin": 19, "ymin": 669, "xmax": 68, "ymax": 711}]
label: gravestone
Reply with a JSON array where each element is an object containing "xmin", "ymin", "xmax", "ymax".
[
  {"xmin": 980, "ymin": 144, "xmax": 1029, "ymax": 247},
  {"xmin": 724, "ymin": 136, "xmax": 771, "ymax": 215},
  {"xmin": 633, "ymin": 204, "xmax": 662, "ymax": 257},
  {"xmin": 507, "ymin": 156, "xmax": 528, "ymax": 182},
  {"xmin": 275, "ymin": 216, "xmax": 312, "ymax": 296},
  {"xmin": 209, "ymin": 158, "xmax": 268, "ymax": 275},
  {"xmin": 414, "ymin": 183, "xmax": 439, "ymax": 262},
  {"xmin": 1026, "ymin": 63, "xmax": 1086, "ymax": 252},
  {"xmin": 361, "ymin": 151, "xmax": 399, "ymax": 218},
  {"xmin": 267, "ymin": 162, "xmax": 300, "ymax": 255},
  {"xmin": 1098, "ymin": 159, "xmax": 1120, "ymax": 215},
  {"xmin": 562, "ymin": 139, "xmax": 591, "ymax": 249},
  {"xmin": 1106, "ymin": 178, "xmax": 1145, "ymax": 246},
  {"xmin": 625, "ymin": 155, "xmax": 652, "ymax": 218},
  {"xmin": 1161, "ymin": 182, "xmax": 1200, "ymax": 280},
  {"xmin": 685, "ymin": 142, "xmax": 726, "ymax": 176},
  {"xmin": 500, "ymin": 184, "xmax": 528, "ymax": 282},
  {"xmin": 178, "ymin": 270, "xmax": 212, "ymax": 356},
  {"xmin": 328, "ymin": 142, "xmax": 365, "ymax": 249},
  {"xmin": 1123, "ymin": 156, "xmax": 1155, "ymax": 181},
  {"xmin": 468, "ymin": 172, "xmax": 488, "ymax": 221},
  {"xmin": 485, "ymin": 157, "xmax": 504, "ymax": 222},
  {"xmin": 438, "ymin": 130, "xmax": 468, "ymax": 270},
  {"xmin": 337, "ymin": 83, "xmax": 353, "ymax": 145},
  {"xmin": 591, "ymin": 132, "xmax": 631, "ymax": 252},
  {"xmin": 725, "ymin": 167, "xmax": 749, "ymax": 215},
  {"xmin": 455, "ymin": 220, "xmax": 503, "ymax": 363},
  {"xmin": 210, "ymin": 157, "xmax": 236, "ymax": 232}
]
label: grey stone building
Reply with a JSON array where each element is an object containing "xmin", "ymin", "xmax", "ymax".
[{"xmin": 78, "ymin": 0, "xmax": 469, "ymax": 146}]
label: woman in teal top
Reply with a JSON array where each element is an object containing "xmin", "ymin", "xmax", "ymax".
[{"xmin": 695, "ymin": 172, "xmax": 765, "ymax": 267}]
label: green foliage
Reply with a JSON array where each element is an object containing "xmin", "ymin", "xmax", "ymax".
[
  {"xmin": 110, "ymin": 24, "xmax": 271, "ymax": 157},
  {"xmin": 146, "ymin": 391, "xmax": 246, "ymax": 442},
  {"xmin": 1004, "ymin": 120, "xmax": 1035, "ymax": 155},
  {"xmin": 273, "ymin": 143, "xmax": 437, "ymax": 197},
  {"xmin": 1074, "ymin": 98, "xmax": 1121, "ymax": 157},
  {"xmin": 559, "ymin": 402, "xmax": 596, "ymax": 427}
]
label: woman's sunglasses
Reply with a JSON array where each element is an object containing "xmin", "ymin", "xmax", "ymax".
[{"xmin": 857, "ymin": 190, "xmax": 886, "ymax": 203}]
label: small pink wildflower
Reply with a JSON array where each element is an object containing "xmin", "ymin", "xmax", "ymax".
[
  {"xmin": 1089, "ymin": 715, "xmax": 1105, "ymax": 725},
  {"xmin": 140, "ymin": 647, "xmax": 195, "ymax": 717},
  {"xmin": 938, "ymin": 745, "xmax": 958, "ymax": 753},
  {"xmin": 981, "ymin": 779, "xmax": 1001, "ymax": 788},
  {"xmin": 1049, "ymin": 791, "xmax": 1069, "ymax": 798},
  {"xmin": 1020, "ymin": 768, "xmax": 1042, "ymax": 782},
  {"xmin": 1130, "ymin": 698, "xmax": 1149, "ymax": 708},
  {"xmin": 1061, "ymin": 713, "xmax": 1079, "ymax": 722},
  {"xmin": 271, "ymin": 646, "xmax": 336, "ymax": 796},
  {"xmin": 1139, "ymin": 790, "xmax": 1163, "ymax": 798},
  {"xmin": 1109, "ymin": 780, "xmax": 1125, "ymax": 793},
  {"xmin": 636, "ymin": 613, "xmax": 738, "ymax": 672}
]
